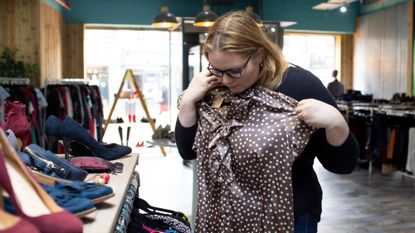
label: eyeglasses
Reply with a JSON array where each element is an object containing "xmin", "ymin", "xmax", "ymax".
[{"xmin": 207, "ymin": 54, "xmax": 253, "ymax": 79}]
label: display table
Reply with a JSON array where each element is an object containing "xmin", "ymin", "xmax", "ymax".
[{"xmin": 83, "ymin": 153, "xmax": 139, "ymax": 233}]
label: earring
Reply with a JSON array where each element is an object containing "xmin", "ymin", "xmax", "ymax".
[{"xmin": 259, "ymin": 63, "xmax": 263, "ymax": 68}]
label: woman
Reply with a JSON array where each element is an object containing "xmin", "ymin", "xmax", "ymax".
[{"xmin": 175, "ymin": 11, "xmax": 359, "ymax": 233}]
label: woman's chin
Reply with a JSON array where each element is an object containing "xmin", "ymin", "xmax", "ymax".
[{"xmin": 227, "ymin": 85, "xmax": 239, "ymax": 93}]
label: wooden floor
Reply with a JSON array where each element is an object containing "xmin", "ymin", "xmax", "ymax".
[
  {"xmin": 317, "ymin": 162, "xmax": 415, "ymax": 233},
  {"xmin": 136, "ymin": 147, "xmax": 415, "ymax": 233}
]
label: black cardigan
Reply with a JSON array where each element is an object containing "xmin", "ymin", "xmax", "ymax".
[{"xmin": 175, "ymin": 65, "xmax": 359, "ymax": 220}]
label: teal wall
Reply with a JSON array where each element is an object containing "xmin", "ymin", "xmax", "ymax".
[
  {"xmin": 52, "ymin": 0, "xmax": 360, "ymax": 33},
  {"xmin": 263, "ymin": 0, "xmax": 359, "ymax": 34},
  {"xmin": 64, "ymin": 0, "xmax": 198, "ymax": 25},
  {"xmin": 63, "ymin": 0, "xmax": 258, "ymax": 25}
]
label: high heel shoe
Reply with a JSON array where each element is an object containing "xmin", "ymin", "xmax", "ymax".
[
  {"xmin": 0, "ymin": 209, "xmax": 40, "ymax": 233},
  {"xmin": 45, "ymin": 115, "xmax": 132, "ymax": 161},
  {"xmin": 0, "ymin": 128, "xmax": 83, "ymax": 233}
]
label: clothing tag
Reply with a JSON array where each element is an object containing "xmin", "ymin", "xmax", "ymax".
[{"xmin": 212, "ymin": 96, "xmax": 225, "ymax": 109}]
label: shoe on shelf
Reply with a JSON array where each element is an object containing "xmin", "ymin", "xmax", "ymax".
[
  {"xmin": 140, "ymin": 117, "xmax": 156, "ymax": 123},
  {"xmin": 41, "ymin": 185, "xmax": 96, "ymax": 217},
  {"xmin": 151, "ymin": 124, "xmax": 172, "ymax": 140},
  {"xmin": 29, "ymin": 168, "xmax": 73, "ymax": 186},
  {"xmin": 116, "ymin": 117, "xmax": 124, "ymax": 123},
  {"xmin": 43, "ymin": 115, "xmax": 63, "ymax": 138},
  {"xmin": 5, "ymin": 129, "xmax": 20, "ymax": 152},
  {"xmin": 4, "ymin": 186, "xmax": 96, "ymax": 218},
  {"xmin": 23, "ymin": 167, "xmax": 114, "ymax": 204},
  {"xmin": 45, "ymin": 115, "xmax": 132, "ymax": 161},
  {"xmin": 54, "ymin": 181, "xmax": 115, "ymax": 204},
  {"xmin": 22, "ymin": 144, "xmax": 88, "ymax": 181},
  {"xmin": 0, "ymin": 128, "xmax": 83, "ymax": 233}
]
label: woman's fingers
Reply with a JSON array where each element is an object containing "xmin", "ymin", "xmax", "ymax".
[{"xmin": 207, "ymin": 76, "xmax": 218, "ymax": 84}]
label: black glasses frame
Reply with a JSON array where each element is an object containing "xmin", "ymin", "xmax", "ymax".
[{"xmin": 207, "ymin": 54, "xmax": 253, "ymax": 79}]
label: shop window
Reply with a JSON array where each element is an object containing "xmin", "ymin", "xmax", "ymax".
[
  {"xmin": 84, "ymin": 28, "xmax": 182, "ymax": 128},
  {"xmin": 283, "ymin": 33, "xmax": 337, "ymax": 87}
]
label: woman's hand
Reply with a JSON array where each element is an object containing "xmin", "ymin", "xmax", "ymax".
[
  {"xmin": 295, "ymin": 99, "xmax": 349, "ymax": 146},
  {"xmin": 178, "ymin": 70, "xmax": 220, "ymax": 127},
  {"xmin": 183, "ymin": 70, "xmax": 220, "ymax": 106}
]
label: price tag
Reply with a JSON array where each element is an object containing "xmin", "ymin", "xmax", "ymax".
[{"xmin": 212, "ymin": 96, "xmax": 225, "ymax": 109}]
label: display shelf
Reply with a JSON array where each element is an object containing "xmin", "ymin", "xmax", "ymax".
[{"xmin": 82, "ymin": 153, "xmax": 139, "ymax": 233}]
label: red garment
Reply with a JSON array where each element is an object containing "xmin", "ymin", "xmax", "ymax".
[{"xmin": 3, "ymin": 101, "xmax": 31, "ymax": 148}]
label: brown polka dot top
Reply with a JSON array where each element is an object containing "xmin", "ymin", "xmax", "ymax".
[{"xmin": 192, "ymin": 86, "xmax": 315, "ymax": 233}]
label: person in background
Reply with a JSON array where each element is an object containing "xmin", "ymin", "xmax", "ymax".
[
  {"xmin": 175, "ymin": 11, "xmax": 359, "ymax": 233},
  {"xmin": 327, "ymin": 69, "xmax": 345, "ymax": 98}
]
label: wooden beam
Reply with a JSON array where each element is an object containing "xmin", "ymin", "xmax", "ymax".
[
  {"xmin": 340, "ymin": 34, "xmax": 354, "ymax": 90},
  {"xmin": 407, "ymin": 1, "xmax": 414, "ymax": 96}
]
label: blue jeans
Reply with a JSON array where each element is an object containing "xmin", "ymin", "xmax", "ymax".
[{"xmin": 294, "ymin": 213, "xmax": 319, "ymax": 233}]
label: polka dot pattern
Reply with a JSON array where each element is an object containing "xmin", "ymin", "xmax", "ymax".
[{"xmin": 192, "ymin": 86, "xmax": 315, "ymax": 233}]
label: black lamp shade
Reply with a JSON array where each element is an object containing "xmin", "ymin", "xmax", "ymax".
[
  {"xmin": 194, "ymin": 5, "xmax": 218, "ymax": 27},
  {"xmin": 152, "ymin": 6, "xmax": 178, "ymax": 28}
]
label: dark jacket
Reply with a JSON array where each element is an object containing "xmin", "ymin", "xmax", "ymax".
[
  {"xmin": 327, "ymin": 78, "xmax": 345, "ymax": 98},
  {"xmin": 175, "ymin": 65, "xmax": 359, "ymax": 220}
]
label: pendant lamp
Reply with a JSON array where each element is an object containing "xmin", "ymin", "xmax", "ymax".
[
  {"xmin": 246, "ymin": 6, "xmax": 263, "ymax": 27},
  {"xmin": 194, "ymin": 4, "xmax": 218, "ymax": 27},
  {"xmin": 152, "ymin": 6, "xmax": 178, "ymax": 28}
]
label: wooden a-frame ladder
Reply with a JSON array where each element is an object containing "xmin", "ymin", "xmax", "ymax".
[{"xmin": 102, "ymin": 69, "xmax": 166, "ymax": 156}]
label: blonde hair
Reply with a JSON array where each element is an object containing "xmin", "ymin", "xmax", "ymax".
[{"xmin": 203, "ymin": 11, "xmax": 289, "ymax": 89}]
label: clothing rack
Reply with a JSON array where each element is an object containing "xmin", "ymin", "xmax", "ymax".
[
  {"xmin": 44, "ymin": 78, "xmax": 90, "ymax": 85},
  {"xmin": 0, "ymin": 77, "xmax": 30, "ymax": 85},
  {"xmin": 0, "ymin": 80, "xmax": 46, "ymax": 147},
  {"xmin": 339, "ymin": 101, "xmax": 415, "ymax": 182},
  {"xmin": 42, "ymin": 78, "xmax": 104, "ymax": 148}
]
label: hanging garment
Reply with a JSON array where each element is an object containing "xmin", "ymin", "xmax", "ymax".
[
  {"xmin": 193, "ymin": 86, "xmax": 315, "ymax": 233},
  {"xmin": 0, "ymin": 85, "xmax": 10, "ymax": 127},
  {"xmin": 406, "ymin": 128, "xmax": 415, "ymax": 173},
  {"xmin": 3, "ymin": 100, "xmax": 31, "ymax": 148}
]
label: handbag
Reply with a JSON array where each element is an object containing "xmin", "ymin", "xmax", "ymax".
[
  {"xmin": 128, "ymin": 198, "xmax": 191, "ymax": 233},
  {"xmin": 69, "ymin": 156, "xmax": 124, "ymax": 173}
]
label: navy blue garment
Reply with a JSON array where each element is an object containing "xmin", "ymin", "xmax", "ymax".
[
  {"xmin": 294, "ymin": 213, "xmax": 318, "ymax": 233},
  {"xmin": 175, "ymin": 65, "xmax": 359, "ymax": 222}
]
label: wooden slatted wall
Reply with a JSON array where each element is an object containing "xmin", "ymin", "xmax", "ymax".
[
  {"xmin": 0, "ymin": 0, "xmax": 16, "ymax": 49},
  {"xmin": 14, "ymin": 0, "xmax": 40, "ymax": 68},
  {"xmin": 340, "ymin": 34, "xmax": 354, "ymax": 90},
  {"xmin": 63, "ymin": 24, "xmax": 84, "ymax": 78},
  {"xmin": 39, "ymin": 0, "xmax": 64, "ymax": 85},
  {"xmin": 0, "ymin": 0, "xmax": 67, "ymax": 87}
]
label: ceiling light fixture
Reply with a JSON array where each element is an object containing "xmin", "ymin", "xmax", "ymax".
[
  {"xmin": 194, "ymin": 4, "xmax": 218, "ymax": 27},
  {"xmin": 152, "ymin": 6, "xmax": 178, "ymax": 28},
  {"xmin": 312, "ymin": 0, "xmax": 357, "ymax": 11},
  {"xmin": 340, "ymin": 5, "xmax": 347, "ymax": 13},
  {"xmin": 56, "ymin": 0, "xmax": 71, "ymax": 10},
  {"xmin": 246, "ymin": 6, "xmax": 263, "ymax": 27}
]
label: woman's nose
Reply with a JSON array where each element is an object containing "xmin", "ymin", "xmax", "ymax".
[{"xmin": 221, "ymin": 74, "xmax": 234, "ymax": 85}]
